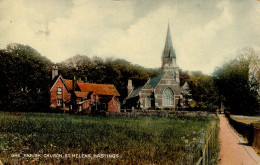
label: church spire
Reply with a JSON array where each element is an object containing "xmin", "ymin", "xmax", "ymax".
[{"xmin": 161, "ymin": 23, "xmax": 176, "ymax": 69}]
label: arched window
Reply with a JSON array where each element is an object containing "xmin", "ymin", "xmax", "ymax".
[
  {"xmin": 145, "ymin": 96, "xmax": 151, "ymax": 108},
  {"xmin": 162, "ymin": 87, "xmax": 174, "ymax": 106}
]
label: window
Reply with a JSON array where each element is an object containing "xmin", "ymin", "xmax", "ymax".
[
  {"xmin": 57, "ymin": 98, "xmax": 62, "ymax": 105},
  {"xmin": 145, "ymin": 96, "xmax": 151, "ymax": 108},
  {"xmin": 57, "ymin": 87, "xmax": 62, "ymax": 95},
  {"xmin": 162, "ymin": 87, "xmax": 174, "ymax": 106}
]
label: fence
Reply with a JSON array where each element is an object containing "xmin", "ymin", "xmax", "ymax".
[
  {"xmin": 253, "ymin": 125, "xmax": 260, "ymax": 150},
  {"xmin": 194, "ymin": 121, "xmax": 219, "ymax": 165}
]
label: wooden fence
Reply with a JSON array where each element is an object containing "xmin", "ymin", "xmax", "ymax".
[
  {"xmin": 253, "ymin": 126, "xmax": 260, "ymax": 150},
  {"xmin": 194, "ymin": 121, "xmax": 219, "ymax": 165}
]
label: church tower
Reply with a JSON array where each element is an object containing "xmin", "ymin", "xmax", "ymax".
[{"xmin": 161, "ymin": 24, "xmax": 179, "ymax": 83}]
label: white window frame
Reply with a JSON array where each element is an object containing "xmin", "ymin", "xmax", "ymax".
[{"xmin": 57, "ymin": 87, "xmax": 62, "ymax": 95}]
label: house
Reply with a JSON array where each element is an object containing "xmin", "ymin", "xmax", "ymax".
[
  {"xmin": 74, "ymin": 82, "xmax": 120, "ymax": 112},
  {"xmin": 49, "ymin": 69, "xmax": 74, "ymax": 110},
  {"xmin": 124, "ymin": 24, "xmax": 190, "ymax": 110},
  {"xmin": 49, "ymin": 66, "xmax": 120, "ymax": 112}
]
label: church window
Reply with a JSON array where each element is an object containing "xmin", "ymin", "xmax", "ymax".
[
  {"xmin": 145, "ymin": 96, "xmax": 151, "ymax": 108},
  {"xmin": 162, "ymin": 87, "xmax": 174, "ymax": 106}
]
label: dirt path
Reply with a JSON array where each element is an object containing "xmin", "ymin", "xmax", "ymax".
[{"xmin": 219, "ymin": 115, "xmax": 259, "ymax": 165}]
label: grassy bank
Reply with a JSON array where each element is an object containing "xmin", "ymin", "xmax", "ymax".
[
  {"xmin": 0, "ymin": 111, "xmax": 218, "ymax": 164},
  {"xmin": 231, "ymin": 116, "xmax": 260, "ymax": 125}
]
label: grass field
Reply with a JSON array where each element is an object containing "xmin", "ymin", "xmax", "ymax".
[{"xmin": 0, "ymin": 111, "xmax": 218, "ymax": 164}]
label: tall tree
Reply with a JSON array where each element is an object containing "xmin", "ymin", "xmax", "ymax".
[
  {"xmin": 188, "ymin": 71, "xmax": 219, "ymax": 111},
  {"xmin": 0, "ymin": 43, "xmax": 52, "ymax": 111},
  {"xmin": 213, "ymin": 48, "xmax": 259, "ymax": 115}
]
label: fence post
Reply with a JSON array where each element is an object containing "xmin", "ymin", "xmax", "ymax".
[{"xmin": 249, "ymin": 124, "xmax": 254, "ymax": 145}]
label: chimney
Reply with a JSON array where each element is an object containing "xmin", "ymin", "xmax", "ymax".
[
  {"xmin": 127, "ymin": 80, "xmax": 133, "ymax": 95},
  {"xmin": 52, "ymin": 66, "xmax": 58, "ymax": 80}
]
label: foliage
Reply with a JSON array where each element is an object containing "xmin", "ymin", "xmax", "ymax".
[
  {"xmin": 179, "ymin": 70, "xmax": 219, "ymax": 111},
  {"xmin": 213, "ymin": 49, "xmax": 259, "ymax": 115},
  {"xmin": 57, "ymin": 55, "xmax": 162, "ymax": 101},
  {"xmin": 0, "ymin": 111, "xmax": 218, "ymax": 164},
  {"xmin": 0, "ymin": 44, "xmax": 53, "ymax": 111}
]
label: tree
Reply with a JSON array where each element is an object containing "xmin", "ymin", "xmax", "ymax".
[
  {"xmin": 213, "ymin": 48, "xmax": 259, "ymax": 115},
  {"xmin": 0, "ymin": 43, "xmax": 53, "ymax": 111},
  {"xmin": 187, "ymin": 71, "xmax": 219, "ymax": 111},
  {"xmin": 58, "ymin": 55, "xmax": 161, "ymax": 102}
]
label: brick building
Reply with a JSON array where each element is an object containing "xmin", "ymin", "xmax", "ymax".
[
  {"xmin": 49, "ymin": 73, "xmax": 73, "ymax": 110},
  {"xmin": 125, "ymin": 24, "xmax": 190, "ymax": 110},
  {"xmin": 49, "ymin": 66, "xmax": 120, "ymax": 112}
]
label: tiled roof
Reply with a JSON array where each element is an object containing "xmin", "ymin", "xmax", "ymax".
[
  {"xmin": 126, "ymin": 86, "xmax": 143, "ymax": 99},
  {"xmin": 149, "ymin": 72, "xmax": 166, "ymax": 88},
  {"xmin": 74, "ymin": 91, "xmax": 88, "ymax": 99},
  {"xmin": 64, "ymin": 79, "xmax": 74, "ymax": 91},
  {"xmin": 126, "ymin": 72, "xmax": 165, "ymax": 99},
  {"xmin": 77, "ymin": 83, "xmax": 120, "ymax": 96}
]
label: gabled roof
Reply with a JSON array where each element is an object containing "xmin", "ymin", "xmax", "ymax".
[
  {"xmin": 74, "ymin": 91, "xmax": 88, "ymax": 99},
  {"xmin": 126, "ymin": 72, "xmax": 165, "ymax": 100},
  {"xmin": 149, "ymin": 72, "xmax": 166, "ymax": 88},
  {"xmin": 50, "ymin": 75, "xmax": 70, "ymax": 92},
  {"xmin": 162, "ymin": 24, "xmax": 176, "ymax": 59},
  {"xmin": 181, "ymin": 82, "xmax": 189, "ymax": 90},
  {"xmin": 64, "ymin": 79, "xmax": 74, "ymax": 91},
  {"xmin": 126, "ymin": 86, "xmax": 143, "ymax": 99},
  {"xmin": 77, "ymin": 83, "xmax": 120, "ymax": 96}
]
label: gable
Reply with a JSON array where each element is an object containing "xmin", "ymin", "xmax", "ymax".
[
  {"xmin": 149, "ymin": 72, "xmax": 166, "ymax": 88},
  {"xmin": 162, "ymin": 70, "xmax": 175, "ymax": 80},
  {"xmin": 50, "ymin": 75, "xmax": 70, "ymax": 92},
  {"xmin": 126, "ymin": 86, "xmax": 143, "ymax": 99}
]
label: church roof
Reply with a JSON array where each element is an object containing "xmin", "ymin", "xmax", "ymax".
[
  {"xmin": 149, "ymin": 72, "xmax": 166, "ymax": 88},
  {"xmin": 162, "ymin": 24, "xmax": 176, "ymax": 59},
  {"xmin": 126, "ymin": 72, "xmax": 166, "ymax": 99},
  {"xmin": 126, "ymin": 86, "xmax": 143, "ymax": 99}
]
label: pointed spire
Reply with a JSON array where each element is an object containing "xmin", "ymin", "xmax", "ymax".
[
  {"xmin": 161, "ymin": 23, "xmax": 176, "ymax": 69},
  {"xmin": 163, "ymin": 23, "xmax": 176, "ymax": 59}
]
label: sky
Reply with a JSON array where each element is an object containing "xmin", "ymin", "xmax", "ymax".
[{"xmin": 0, "ymin": 0, "xmax": 260, "ymax": 74}]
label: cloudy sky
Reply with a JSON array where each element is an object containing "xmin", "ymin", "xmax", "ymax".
[{"xmin": 0, "ymin": 0, "xmax": 260, "ymax": 74}]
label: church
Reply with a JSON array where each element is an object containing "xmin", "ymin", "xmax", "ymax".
[{"xmin": 125, "ymin": 25, "xmax": 189, "ymax": 110}]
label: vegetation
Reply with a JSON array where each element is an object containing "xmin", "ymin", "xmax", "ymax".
[
  {"xmin": 180, "ymin": 71, "xmax": 219, "ymax": 111},
  {"xmin": 231, "ymin": 116, "xmax": 260, "ymax": 125},
  {"xmin": 0, "ymin": 112, "xmax": 218, "ymax": 164},
  {"xmin": 57, "ymin": 55, "xmax": 162, "ymax": 102},
  {"xmin": 0, "ymin": 43, "xmax": 258, "ymax": 114},
  {"xmin": 0, "ymin": 44, "xmax": 53, "ymax": 112},
  {"xmin": 213, "ymin": 48, "xmax": 259, "ymax": 115}
]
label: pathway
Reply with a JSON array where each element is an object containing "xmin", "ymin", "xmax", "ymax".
[{"xmin": 219, "ymin": 114, "xmax": 259, "ymax": 165}]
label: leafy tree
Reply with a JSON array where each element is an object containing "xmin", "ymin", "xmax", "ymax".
[
  {"xmin": 213, "ymin": 48, "xmax": 259, "ymax": 115},
  {"xmin": 0, "ymin": 43, "xmax": 52, "ymax": 111},
  {"xmin": 187, "ymin": 71, "xmax": 219, "ymax": 111},
  {"xmin": 57, "ymin": 55, "xmax": 161, "ymax": 101}
]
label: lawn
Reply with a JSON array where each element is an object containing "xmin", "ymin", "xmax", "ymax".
[{"xmin": 0, "ymin": 111, "xmax": 218, "ymax": 164}]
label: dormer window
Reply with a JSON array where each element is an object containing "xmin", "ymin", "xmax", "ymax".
[{"xmin": 57, "ymin": 87, "xmax": 62, "ymax": 95}]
